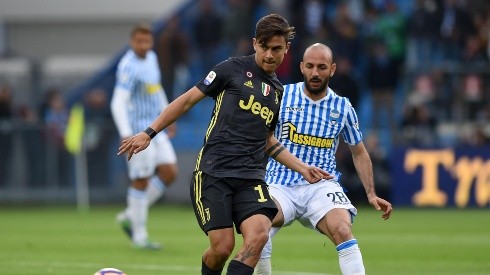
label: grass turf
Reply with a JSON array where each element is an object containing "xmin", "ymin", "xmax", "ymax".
[{"xmin": 1, "ymin": 205, "xmax": 489, "ymax": 275}]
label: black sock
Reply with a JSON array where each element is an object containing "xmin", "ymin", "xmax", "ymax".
[
  {"xmin": 225, "ymin": 260, "xmax": 254, "ymax": 275},
  {"xmin": 202, "ymin": 260, "xmax": 223, "ymax": 275}
]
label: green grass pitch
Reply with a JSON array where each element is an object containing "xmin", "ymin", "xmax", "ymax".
[{"xmin": 1, "ymin": 204, "xmax": 489, "ymax": 275}]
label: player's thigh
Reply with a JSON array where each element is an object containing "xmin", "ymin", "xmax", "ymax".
[
  {"xmin": 190, "ymin": 171, "xmax": 234, "ymax": 234},
  {"xmin": 316, "ymin": 208, "xmax": 354, "ymax": 244},
  {"xmin": 208, "ymin": 227, "xmax": 235, "ymax": 255},
  {"xmin": 300, "ymin": 180, "xmax": 357, "ymax": 230},
  {"xmin": 231, "ymin": 179, "xmax": 277, "ymax": 233},
  {"xmin": 127, "ymin": 141, "xmax": 158, "ymax": 180},
  {"xmin": 154, "ymin": 135, "xmax": 178, "ymax": 183},
  {"xmin": 268, "ymin": 184, "xmax": 300, "ymax": 227}
]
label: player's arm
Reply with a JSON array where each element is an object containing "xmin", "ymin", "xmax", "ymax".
[
  {"xmin": 265, "ymin": 132, "xmax": 332, "ymax": 183},
  {"xmin": 118, "ymin": 86, "xmax": 205, "ymax": 159},
  {"xmin": 149, "ymin": 86, "xmax": 205, "ymax": 132},
  {"xmin": 110, "ymin": 87, "xmax": 132, "ymax": 139},
  {"xmin": 349, "ymin": 142, "xmax": 393, "ymax": 220}
]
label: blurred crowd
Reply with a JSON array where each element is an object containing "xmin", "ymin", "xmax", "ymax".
[
  {"xmin": 154, "ymin": 0, "xmax": 490, "ymax": 147},
  {"xmin": 0, "ymin": 0, "xmax": 489, "ymax": 192}
]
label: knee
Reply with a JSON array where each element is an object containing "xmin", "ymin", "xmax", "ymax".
[
  {"xmin": 163, "ymin": 172, "xmax": 177, "ymax": 185},
  {"xmin": 157, "ymin": 165, "xmax": 178, "ymax": 185},
  {"xmin": 332, "ymin": 223, "xmax": 354, "ymax": 244},
  {"xmin": 211, "ymin": 240, "xmax": 234, "ymax": 260},
  {"xmin": 245, "ymin": 227, "xmax": 270, "ymax": 249}
]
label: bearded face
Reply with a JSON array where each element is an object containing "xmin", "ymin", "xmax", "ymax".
[{"xmin": 303, "ymin": 74, "xmax": 330, "ymax": 95}]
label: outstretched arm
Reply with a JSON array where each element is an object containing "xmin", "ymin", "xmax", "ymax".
[
  {"xmin": 265, "ymin": 132, "xmax": 332, "ymax": 183},
  {"xmin": 118, "ymin": 86, "xmax": 206, "ymax": 159},
  {"xmin": 349, "ymin": 142, "xmax": 393, "ymax": 220}
]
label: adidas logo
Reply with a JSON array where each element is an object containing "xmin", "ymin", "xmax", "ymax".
[{"xmin": 244, "ymin": 80, "xmax": 254, "ymax": 89}]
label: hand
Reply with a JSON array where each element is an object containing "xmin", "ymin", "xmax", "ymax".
[
  {"xmin": 117, "ymin": 132, "xmax": 151, "ymax": 160},
  {"xmin": 302, "ymin": 166, "xmax": 333, "ymax": 184},
  {"xmin": 368, "ymin": 196, "xmax": 393, "ymax": 220}
]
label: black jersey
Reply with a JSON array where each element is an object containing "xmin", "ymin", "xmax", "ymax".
[{"xmin": 195, "ymin": 54, "xmax": 284, "ymax": 180}]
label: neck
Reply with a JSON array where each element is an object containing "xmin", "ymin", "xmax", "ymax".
[{"xmin": 304, "ymin": 87, "xmax": 328, "ymax": 101}]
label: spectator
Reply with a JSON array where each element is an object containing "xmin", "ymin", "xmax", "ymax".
[
  {"xmin": 156, "ymin": 14, "xmax": 191, "ymax": 100},
  {"xmin": 330, "ymin": 1, "xmax": 363, "ymax": 68},
  {"xmin": 406, "ymin": 0, "xmax": 442, "ymax": 69},
  {"xmin": 83, "ymin": 88, "xmax": 114, "ymax": 187},
  {"xmin": 366, "ymin": 40, "xmax": 400, "ymax": 133},
  {"xmin": 329, "ymin": 55, "xmax": 360, "ymax": 110},
  {"xmin": 462, "ymin": 35, "xmax": 488, "ymax": 65},
  {"xmin": 400, "ymin": 103, "xmax": 438, "ymax": 147},
  {"xmin": 42, "ymin": 88, "xmax": 71, "ymax": 187},
  {"xmin": 17, "ymin": 104, "xmax": 45, "ymax": 187},
  {"xmin": 373, "ymin": 0, "xmax": 407, "ymax": 65},
  {"xmin": 456, "ymin": 74, "xmax": 484, "ymax": 122},
  {"xmin": 439, "ymin": 0, "xmax": 476, "ymax": 63},
  {"xmin": 0, "ymin": 83, "xmax": 13, "ymax": 186},
  {"xmin": 192, "ymin": 0, "xmax": 223, "ymax": 72}
]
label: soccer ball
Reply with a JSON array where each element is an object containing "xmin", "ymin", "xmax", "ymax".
[{"xmin": 94, "ymin": 267, "xmax": 126, "ymax": 275}]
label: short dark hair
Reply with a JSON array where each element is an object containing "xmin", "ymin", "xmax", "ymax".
[
  {"xmin": 255, "ymin": 14, "xmax": 295, "ymax": 45},
  {"xmin": 130, "ymin": 23, "xmax": 152, "ymax": 38}
]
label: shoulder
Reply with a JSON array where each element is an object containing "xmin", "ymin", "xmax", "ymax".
[
  {"xmin": 328, "ymin": 87, "xmax": 354, "ymax": 108},
  {"xmin": 118, "ymin": 51, "xmax": 136, "ymax": 70},
  {"xmin": 283, "ymin": 82, "xmax": 302, "ymax": 92},
  {"xmin": 217, "ymin": 56, "xmax": 247, "ymax": 70},
  {"xmin": 147, "ymin": 51, "xmax": 158, "ymax": 62},
  {"xmin": 282, "ymin": 82, "xmax": 303, "ymax": 96}
]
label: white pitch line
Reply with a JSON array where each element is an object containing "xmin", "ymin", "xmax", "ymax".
[{"xmin": 15, "ymin": 260, "xmax": 332, "ymax": 275}]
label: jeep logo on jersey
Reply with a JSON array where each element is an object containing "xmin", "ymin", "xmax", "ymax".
[{"xmin": 239, "ymin": 95, "xmax": 274, "ymax": 125}]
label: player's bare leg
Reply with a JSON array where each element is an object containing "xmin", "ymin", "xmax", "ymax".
[
  {"xmin": 202, "ymin": 227, "xmax": 235, "ymax": 274},
  {"xmin": 227, "ymin": 214, "xmax": 271, "ymax": 275},
  {"xmin": 317, "ymin": 208, "xmax": 365, "ymax": 275}
]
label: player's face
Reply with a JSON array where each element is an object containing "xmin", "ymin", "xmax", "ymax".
[
  {"xmin": 253, "ymin": 36, "xmax": 290, "ymax": 74},
  {"xmin": 301, "ymin": 48, "xmax": 336, "ymax": 96},
  {"xmin": 131, "ymin": 32, "xmax": 154, "ymax": 59}
]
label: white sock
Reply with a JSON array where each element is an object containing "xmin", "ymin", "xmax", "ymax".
[
  {"xmin": 147, "ymin": 176, "xmax": 166, "ymax": 205},
  {"xmin": 254, "ymin": 258, "xmax": 271, "ymax": 275},
  {"xmin": 255, "ymin": 226, "xmax": 279, "ymax": 275},
  {"xmin": 337, "ymin": 239, "xmax": 365, "ymax": 275},
  {"xmin": 127, "ymin": 187, "xmax": 149, "ymax": 245}
]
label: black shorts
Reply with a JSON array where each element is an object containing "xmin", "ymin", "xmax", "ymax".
[{"xmin": 190, "ymin": 171, "xmax": 278, "ymax": 235}]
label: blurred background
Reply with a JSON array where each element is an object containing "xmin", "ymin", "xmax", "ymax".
[{"xmin": 0, "ymin": 0, "xmax": 488, "ymax": 208}]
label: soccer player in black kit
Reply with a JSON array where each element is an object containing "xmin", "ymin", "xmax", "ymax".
[{"xmin": 118, "ymin": 14, "xmax": 331, "ymax": 275}]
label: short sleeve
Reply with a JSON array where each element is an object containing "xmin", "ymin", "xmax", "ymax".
[
  {"xmin": 195, "ymin": 59, "xmax": 232, "ymax": 98},
  {"xmin": 115, "ymin": 63, "xmax": 137, "ymax": 92},
  {"xmin": 341, "ymin": 100, "xmax": 363, "ymax": 145}
]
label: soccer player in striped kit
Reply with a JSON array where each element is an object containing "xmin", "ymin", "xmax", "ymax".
[
  {"xmin": 255, "ymin": 43, "xmax": 393, "ymax": 275},
  {"xmin": 111, "ymin": 23, "xmax": 178, "ymax": 250}
]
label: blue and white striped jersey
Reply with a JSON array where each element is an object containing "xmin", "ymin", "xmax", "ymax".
[
  {"xmin": 115, "ymin": 50, "xmax": 168, "ymax": 134},
  {"xmin": 265, "ymin": 82, "xmax": 363, "ymax": 186}
]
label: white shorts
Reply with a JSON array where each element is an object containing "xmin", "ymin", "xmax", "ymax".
[
  {"xmin": 269, "ymin": 179, "xmax": 357, "ymax": 231},
  {"xmin": 127, "ymin": 133, "xmax": 177, "ymax": 180}
]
